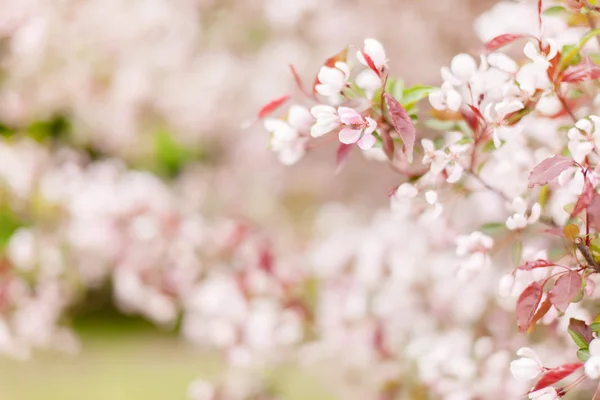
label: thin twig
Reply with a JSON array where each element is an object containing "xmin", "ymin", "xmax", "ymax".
[
  {"xmin": 464, "ymin": 167, "xmax": 510, "ymax": 202},
  {"xmin": 575, "ymin": 236, "xmax": 600, "ymax": 271},
  {"xmin": 585, "ymin": 0, "xmax": 600, "ymax": 12}
]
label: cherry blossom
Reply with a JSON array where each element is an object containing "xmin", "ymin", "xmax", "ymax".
[
  {"xmin": 528, "ymin": 387, "xmax": 559, "ymax": 400},
  {"xmin": 567, "ymin": 116, "xmax": 600, "ymax": 163},
  {"xmin": 484, "ymin": 100, "xmax": 525, "ymax": 148},
  {"xmin": 310, "ymin": 105, "xmax": 377, "ymax": 149},
  {"xmin": 315, "ymin": 61, "xmax": 351, "ymax": 97},
  {"xmin": 505, "ymin": 197, "xmax": 541, "ymax": 230},
  {"xmin": 356, "ymin": 38, "xmax": 387, "ymax": 72},
  {"xmin": 263, "ymin": 105, "xmax": 312, "ymax": 165},
  {"xmin": 429, "ymin": 82, "xmax": 462, "ymax": 112},
  {"xmin": 585, "ymin": 338, "xmax": 600, "ymax": 379},
  {"xmin": 509, "ymin": 347, "xmax": 543, "ymax": 381}
]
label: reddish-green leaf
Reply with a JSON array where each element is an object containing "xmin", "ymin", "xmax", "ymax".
[
  {"xmin": 568, "ymin": 318, "xmax": 594, "ymax": 346},
  {"xmin": 530, "ymin": 296, "xmax": 552, "ymax": 329},
  {"xmin": 517, "ymin": 280, "xmax": 544, "ymax": 333},
  {"xmin": 360, "ymin": 51, "xmax": 381, "ymax": 77},
  {"xmin": 383, "ymin": 93, "xmax": 416, "ymax": 162},
  {"xmin": 528, "ymin": 155, "xmax": 576, "ymax": 188},
  {"xmin": 484, "ymin": 34, "xmax": 526, "ymax": 53},
  {"xmin": 571, "ymin": 177, "xmax": 595, "ymax": 218},
  {"xmin": 519, "ymin": 259, "xmax": 555, "ymax": 271},
  {"xmin": 549, "ymin": 271, "xmax": 582, "ymax": 313},
  {"xmin": 380, "ymin": 129, "xmax": 395, "ymax": 161},
  {"xmin": 562, "ymin": 58, "xmax": 600, "ymax": 83},
  {"xmin": 531, "ymin": 363, "xmax": 584, "ymax": 392},
  {"xmin": 588, "ymin": 194, "xmax": 600, "ymax": 231},
  {"xmin": 258, "ymin": 94, "xmax": 290, "ymax": 119}
]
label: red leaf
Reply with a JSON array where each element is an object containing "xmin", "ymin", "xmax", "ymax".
[
  {"xmin": 460, "ymin": 106, "xmax": 479, "ymax": 133},
  {"xmin": 562, "ymin": 58, "xmax": 600, "ymax": 83},
  {"xmin": 530, "ymin": 296, "xmax": 552, "ymax": 329},
  {"xmin": 383, "ymin": 93, "xmax": 416, "ymax": 162},
  {"xmin": 544, "ymin": 226, "xmax": 567, "ymax": 237},
  {"xmin": 568, "ymin": 318, "xmax": 594, "ymax": 344},
  {"xmin": 335, "ymin": 143, "xmax": 353, "ymax": 172},
  {"xmin": 528, "ymin": 155, "xmax": 576, "ymax": 188},
  {"xmin": 360, "ymin": 51, "xmax": 381, "ymax": 77},
  {"xmin": 549, "ymin": 271, "xmax": 582, "ymax": 313},
  {"xmin": 519, "ymin": 259, "xmax": 555, "ymax": 271},
  {"xmin": 313, "ymin": 48, "xmax": 349, "ymax": 93},
  {"xmin": 588, "ymin": 194, "xmax": 600, "ymax": 231},
  {"xmin": 571, "ymin": 177, "xmax": 595, "ymax": 218},
  {"xmin": 484, "ymin": 34, "xmax": 526, "ymax": 53},
  {"xmin": 289, "ymin": 64, "xmax": 307, "ymax": 95},
  {"xmin": 258, "ymin": 94, "xmax": 290, "ymax": 119},
  {"xmin": 531, "ymin": 363, "xmax": 584, "ymax": 392},
  {"xmin": 380, "ymin": 129, "xmax": 395, "ymax": 161},
  {"xmin": 517, "ymin": 280, "xmax": 544, "ymax": 333}
]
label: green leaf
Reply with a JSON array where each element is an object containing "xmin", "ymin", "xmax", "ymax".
[
  {"xmin": 567, "ymin": 88, "xmax": 585, "ymax": 99},
  {"xmin": 385, "ymin": 79, "xmax": 404, "ymax": 103},
  {"xmin": 0, "ymin": 205, "xmax": 23, "ymax": 249},
  {"xmin": 153, "ymin": 129, "xmax": 192, "ymax": 178},
  {"xmin": 543, "ymin": 6, "xmax": 566, "ymax": 16},
  {"xmin": 560, "ymin": 44, "xmax": 581, "ymax": 67},
  {"xmin": 424, "ymin": 119, "xmax": 459, "ymax": 132},
  {"xmin": 590, "ymin": 53, "xmax": 600, "ymax": 65},
  {"xmin": 578, "ymin": 348, "xmax": 591, "ymax": 362},
  {"xmin": 401, "ymin": 85, "xmax": 436, "ymax": 107},
  {"xmin": 479, "ymin": 222, "xmax": 506, "ymax": 235},
  {"xmin": 560, "ymin": 28, "xmax": 600, "ymax": 71},
  {"xmin": 569, "ymin": 329, "xmax": 590, "ymax": 349},
  {"xmin": 512, "ymin": 239, "xmax": 523, "ymax": 266},
  {"xmin": 591, "ymin": 313, "xmax": 600, "ymax": 333}
]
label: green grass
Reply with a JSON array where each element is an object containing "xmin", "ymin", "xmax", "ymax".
[{"xmin": 0, "ymin": 307, "xmax": 334, "ymax": 400}]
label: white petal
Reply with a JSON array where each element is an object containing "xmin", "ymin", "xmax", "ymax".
[
  {"xmin": 576, "ymin": 118, "xmax": 593, "ymax": 134},
  {"xmin": 487, "ymin": 52, "xmax": 518, "ymax": 73},
  {"xmin": 334, "ymin": 61, "xmax": 350, "ymax": 78},
  {"xmin": 428, "ymin": 90, "xmax": 446, "ymax": 110},
  {"xmin": 363, "ymin": 38, "xmax": 386, "ymax": 68},
  {"xmin": 451, "ymin": 53, "xmax": 478, "ymax": 82},
  {"xmin": 364, "ymin": 117, "xmax": 377, "ymax": 136},
  {"xmin": 528, "ymin": 203, "xmax": 541, "ymax": 224},
  {"xmin": 516, "ymin": 347, "xmax": 542, "ymax": 365},
  {"xmin": 446, "ymin": 163, "xmax": 463, "ymax": 183},
  {"xmin": 523, "ymin": 41, "xmax": 539, "ymax": 61},
  {"xmin": 425, "ymin": 190, "xmax": 438, "ymax": 205},
  {"xmin": 446, "ymin": 89, "xmax": 462, "ymax": 111},
  {"xmin": 510, "ymin": 357, "xmax": 542, "ymax": 381},
  {"xmin": 590, "ymin": 339, "xmax": 600, "ymax": 357},
  {"xmin": 512, "ymin": 197, "xmax": 526, "ymax": 214},
  {"xmin": 287, "ymin": 105, "xmax": 313, "ymax": 131},
  {"xmin": 395, "ymin": 183, "xmax": 418, "ymax": 198},
  {"xmin": 421, "ymin": 139, "xmax": 435, "ymax": 152},
  {"xmin": 585, "ymin": 356, "xmax": 600, "ymax": 379},
  {"xmin": 310, "ymin": 105, "xmax": 337, "ymax": 119}
]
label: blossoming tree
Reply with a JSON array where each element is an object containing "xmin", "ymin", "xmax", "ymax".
[{"xmin": 257, "ymin": 0, "xmax": 600, "ymax": 398}]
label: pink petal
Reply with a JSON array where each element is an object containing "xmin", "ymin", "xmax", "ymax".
[
  {"xmin": 338, "ymin": 127, "xmax": 361, "ymax": 144},
  {"xmin": 358, "ymin": 133, "xmax": 376, "ymax": 150},
  {"xmin": 337, "ymin": 107, "xmax": 362, "ymax": 125}
]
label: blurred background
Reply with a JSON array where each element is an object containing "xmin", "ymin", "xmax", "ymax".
[{"xmin": 0, "ymin": 0, "xmax": 497, "ymax": 399}]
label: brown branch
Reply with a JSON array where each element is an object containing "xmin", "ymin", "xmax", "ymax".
[
  {"xmin": 575, "ymin": 236, "xmax": 600, "ymax": 271},
  {"xmin": 585, "ymin": 0, "xmax": 600, "ymax": 12}
]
